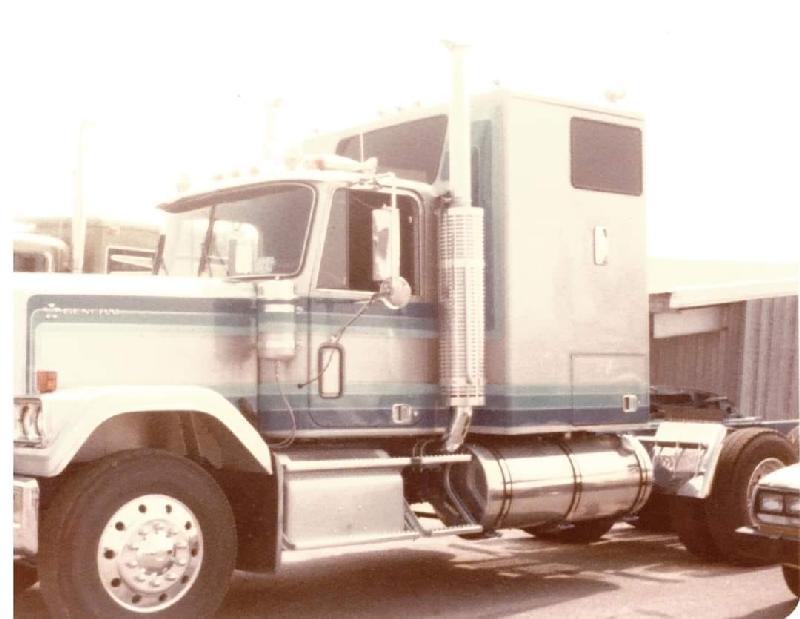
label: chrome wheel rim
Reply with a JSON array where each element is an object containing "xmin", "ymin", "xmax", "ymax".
[
  {"xmin": 746, "ymin": 457, "xmax": 784, "ymax": 523},
  {"xmin": 97, "ymin": 493, "xmax": 203, "ymax": 612}
]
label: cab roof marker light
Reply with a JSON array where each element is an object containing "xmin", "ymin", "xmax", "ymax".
[{"xmin": 298, "ymin": 154, "xmax": 378, "ymax": 174}]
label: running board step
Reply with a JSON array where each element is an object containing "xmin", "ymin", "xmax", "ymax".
[
  {"xmin": 283, "ymin": 453, "xmax": 471, "ymax": 473},
  {"xmin": 404, "ymin": 504, "xmax": 484, "ymax": 538},
  {"xmin": 423, "ymin": 524, "xmax": 483, "ymax": 538}
]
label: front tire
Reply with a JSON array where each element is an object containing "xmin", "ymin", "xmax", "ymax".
[
  {"xmin": 14, "ymin": 561, "xmax": 38, "ymax": 595},
  {"xmin": 782, "ymin": 565, "xmax": 800, "ymax": 598},
  {"xmin": 39, "ymin": 449, "xmax": 237, "ymax": 618}
]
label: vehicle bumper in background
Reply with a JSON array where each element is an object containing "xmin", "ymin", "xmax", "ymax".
[
  {"xmin": 14, "ymin": 476, "xmax": 39, "ymax": 556},
  {"xmin": 736, "ymin": 526, "xmax": 800, "ymax": 566}
]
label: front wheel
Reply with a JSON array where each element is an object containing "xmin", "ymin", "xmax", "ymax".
[
  {"xmin": 39, "ymin": 449, "xmax": 237, "ymax": 618},
  {"xmin": 14, "ymin": 561, "xmax": 38, "ymax": 595}
]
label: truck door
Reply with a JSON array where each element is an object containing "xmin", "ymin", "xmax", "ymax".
[{"xmin": 304, "ymin": 186, "xmax": 443, "ymax": 437}]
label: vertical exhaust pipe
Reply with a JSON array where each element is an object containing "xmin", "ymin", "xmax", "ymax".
[
  {"xmin": 439, "ymin": 41, "xmax": 485, "ymax": 452},
  {"xmin": 444, "ymin": 42, "xmax": 471, "ymax": 208},
  {"xmin": 72, "ymin": 120, "xmax": 91, "ymax": 273}
]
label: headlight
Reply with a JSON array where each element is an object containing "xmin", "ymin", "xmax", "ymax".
[
  {"xmin": 755, "ymin": 488, "xmax": 800, "ymax": 527},
  {"xmin": 758, "ymin": 491, "xmax": 785, "ymax": 514},
  {"xmin": 14, "ymin": 398, "xmax": 46, "ymax": 447}
]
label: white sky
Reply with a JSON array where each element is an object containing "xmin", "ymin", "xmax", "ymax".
[{"xmin": 5, "ymin": 0, "xmax": 800, "ymax": 261}]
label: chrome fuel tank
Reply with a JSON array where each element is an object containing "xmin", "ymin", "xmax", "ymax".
[{"xmin": 449, "ymin": 434, "xmax": 652, "ymax": 530}]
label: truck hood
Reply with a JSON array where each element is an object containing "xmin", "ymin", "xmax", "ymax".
[{"xmin": 12, "ymin": 272, "xmax": 260, "ymax": 395}]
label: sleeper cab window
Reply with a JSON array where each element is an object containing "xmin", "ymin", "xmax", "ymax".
[
  {"xmin": 570, "ymin": 117, "xmax": 643, "ymax": 196},
  {"xmin": 317, "ymin": 188, "xmax": 419, "ymax": 294}
]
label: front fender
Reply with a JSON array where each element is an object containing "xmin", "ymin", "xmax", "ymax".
[{"xmin": 13, "ymin": 385, "xmax": 272, "ymax": 477}]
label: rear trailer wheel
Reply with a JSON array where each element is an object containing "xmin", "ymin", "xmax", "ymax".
[
  {"xmin": 14, "ymin": 561, "xmax": 38, "ymax": 595},
  {"xmin": 526, "ymin": 517, "xmax": 616, "ymax": 544},
  {"xmin": 632, "ymin": 493, "xmax": 673, "ymax": 533},
  {"xmin": 670, "ymin": 497, "xmax": 722, "ymax": 561},
  {"xmin": 782, "ymin": 565, "xmax": 800, "ymax": 598},
  {"xmin": 39, "ymin": 449, "xmax": 237, "ymax": 618},
  {"xmin": 707, "ymin": 428, "xmax": 797, "ymax": 566}
]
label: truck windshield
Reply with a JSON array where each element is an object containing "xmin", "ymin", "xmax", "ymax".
[{"xmin": 161, "ymin": 183, "xmax": 315, "ymax": 278}]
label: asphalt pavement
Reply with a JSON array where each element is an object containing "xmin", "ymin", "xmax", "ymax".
[{"xmin": 13, "ymin": 523, "xmax": 799, "ymax": 618}]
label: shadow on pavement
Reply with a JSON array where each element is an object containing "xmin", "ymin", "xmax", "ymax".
[
  {"xmin": 219, "ymin": 546, "xmax": 617, "ymax": 619},
  {"xmin": 13, "ymin": 525, "xmax": 794, "ymax": 618},
  {"xmin": 732, "ymin": 599, "xmax": 798, "ymax": 619}
]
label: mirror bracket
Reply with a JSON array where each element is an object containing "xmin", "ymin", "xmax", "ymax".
[{"xmin": 379, "ymin": 276, "xmax": 411, "ymax": 310}]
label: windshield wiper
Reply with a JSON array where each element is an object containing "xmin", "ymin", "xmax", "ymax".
[{"xmin": 197, "ymin": 206, "xmax": 217, "ymax": 277}]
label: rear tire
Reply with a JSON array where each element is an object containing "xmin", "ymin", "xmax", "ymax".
[
  {"xmin": 39, "ymin": 449, "xmax": 237, "ymax": 618},
  {"xmin": 526, "ymin": 517, "xmax": 616, "ymax": 544},
  {"xmin": 706, "ymin": 429, "xmax": 797, "ymax": 565},
  {"xmin": 671, "ymin": 497, "xmax": 722, "ymax": 560},
  {"xmin": 782, "ymin": 565, "xmax": 800, "ymax": 598},
  {"xmin": 632, "ymin": 493, "xmax": 673, "ymax": 533}
]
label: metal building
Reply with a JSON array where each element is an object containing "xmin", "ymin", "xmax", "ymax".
[{"xmin": 649, "ymin": 259, "xmax": 799, "ymax": 422}]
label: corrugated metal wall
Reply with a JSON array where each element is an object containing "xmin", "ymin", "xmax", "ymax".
[
  {"xmin": 739, "ymin": 296, "xmax": 799, "ymax": 420},
  {"xmin": 650, "ymin": 303, "xmax": 746, "ymax": 403},
  {"xmin": 650, "ymin": 295, "xmax": 798, "ymax": 421}
]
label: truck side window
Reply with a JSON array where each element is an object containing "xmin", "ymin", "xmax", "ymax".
[
  {"xmin": 318, "ymin": 188, "xmax": 418, "ymax": 294},
  {"xmin": 570, "ymin": 117, "xmax": 643, "ymax": 196}
]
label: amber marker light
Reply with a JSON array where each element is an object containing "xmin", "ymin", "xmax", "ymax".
[{"xmin": 36, "ymin": 370, "xmax": 58, "ymax": 394}]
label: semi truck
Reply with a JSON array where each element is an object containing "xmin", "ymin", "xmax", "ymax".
[
  {"xmin": 13, "ymin": 48, "xmax": 798, "ymax": 617},
  {"xmin": 13, "ymin": 217, "xmax": 159, "ymax": 274}
]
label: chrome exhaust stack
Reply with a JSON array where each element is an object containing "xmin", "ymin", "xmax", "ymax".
[{"xmin": 439, "ymin": 41, "xmax": 486, "ymax": 453}]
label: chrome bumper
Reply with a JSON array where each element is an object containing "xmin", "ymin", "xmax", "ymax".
[
  {"xmin": 14, "ymin": 476, "xmax": 39, "ymax": 556},
  {"xmin": 736, "ymin": 526, "xmax": 800, "ymax": 567}
]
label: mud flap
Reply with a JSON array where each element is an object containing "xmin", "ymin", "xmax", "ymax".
[{"xmin": 638, "ymin": 421, "xmax": 728, "ymax": 499}]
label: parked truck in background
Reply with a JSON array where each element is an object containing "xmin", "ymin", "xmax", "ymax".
[
  {"xmin": 12, "ymin": 228, "xmax": 70, "ymax": 273},
  {"xmin": 13, "ymin": 49, "xmax": 798, "ymax": 617},
  {"xmin": 13, "ymin": 217, "xmax": 159, "ymax": 274}
]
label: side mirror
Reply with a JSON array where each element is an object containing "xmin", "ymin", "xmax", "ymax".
[
  {"xmin": 379, "ymin": 276, "xmax": 411, "ymax": 310},
  {"xmin": 371, "ymin": 205, "xmax": 400, "ymax": 281}
]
